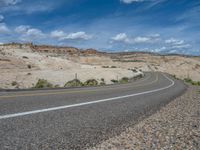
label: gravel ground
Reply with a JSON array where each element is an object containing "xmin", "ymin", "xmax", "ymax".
[{"xmin": 90, "ymin": 86, "xmax": 200, "ymax": 150}]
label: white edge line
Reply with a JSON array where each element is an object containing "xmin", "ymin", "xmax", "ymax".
[{"xmin": 0, "ymin": 74, "xmax": 174, "ymax": 120}]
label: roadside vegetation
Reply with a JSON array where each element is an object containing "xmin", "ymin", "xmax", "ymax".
[
  {"xmin": 33, "ymin": 79, "xmax": 53, "ymax": 88},
  {"xmin": 102, "ymin": 66, "xmax": 117, "ymax": 68},
  {"xmin": 65, "ymin": 79, "xmax": 83, "ymax": 87},
  {"xmin": 111, "ymin": 74, "xmax": 143, "ymax": 84},
  {"xmin": 172, "ymin": 75, "xmax": 200, "ymax": 86},
  {"xmin": 84, "ymin": 79, "xmax": 98, "ymax": 86},
  {"xmin": 111, "ymin": 79, "xmax": 119, "ymax": 84},
  {"xmin": 184, "ymin": 78, "xmax": 200, "ymax": 86},
  {"xmin": 11, "ymin": 81, "xmax": 18, "ymax": 86},
  {"xmin": 32, "ymin": 74, "xmax": 144, "ymax": 89},
  {"xmin": 172, "ymin": 75, "xmax": 181, "ymax": 80},
  {"xmin": 100, "ymin": 78, "xmax": 106, "ymax": 85},
  {"xmin": 119, "ymin": 77, "xmax": 129, "ymax": 84}
]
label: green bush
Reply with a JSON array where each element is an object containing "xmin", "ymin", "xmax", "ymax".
[
  {"xmin": 11, "ymin": 81, "xmax": 18, "ymax": 86},
  {"xmin": 128, "ymin": 74, "xmax": 143, "ymax": 82},
  {"xmin": 102, "ymin": 66, "xmax": 109, "ymax": 68},
  {"xmin": 184, "ymin": 78, "xmax": 192, "ymax": 83},
  {"xmin": 184, "ymin": 78, "xmax": 200, "ymax": 86},
  {"xmin": 111, "ymin": 79, "xmax": 118, "ymax": 84},
  {"xmin": 100, "ymin": 78, "xmax": 106, "ymax": 85},
  {"xmin": 110, "ymin": 66, "xmax": 117, "ymax": 68},
  {"xmin": 34, "ymin": 79, "xmax": 53, "ymax": 88},
  {"xmin": 64, "ymin": 79, "xmax": 83, "ymax": 87},
  {"xmin": 27, "ymin": 64, "xmax": 32, "ymax": 69},
  {"xmin": 119, "ymin": 77, "xmax": 129, "ymax": 84},
  {"xmin": 100, "ymin": 82, "xmax": 106, "ymax": 85},
  {"xmin": 84, "ymin": 79, "xmax": 98, "ymax": 86},
  {"xmin": 54, "ymin": 84, "xmax": 60, "ymax": 88},
  {"xmin": 131, "ymin": 69, "xmax": 137, "ymax": 73}
]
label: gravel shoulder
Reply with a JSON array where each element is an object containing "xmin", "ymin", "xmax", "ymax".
[{"xmin": 90, "ymin": 85, "xmax": 200, "ymax": 150}]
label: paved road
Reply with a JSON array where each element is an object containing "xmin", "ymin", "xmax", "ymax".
[{"xmin": 0, "ymin": 72, "xmax": 186, "ymax": 149}]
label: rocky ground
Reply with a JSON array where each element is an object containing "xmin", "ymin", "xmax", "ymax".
[{"xmin": 90, "ymin": 85, "xmax": 200, "ymax": 150}]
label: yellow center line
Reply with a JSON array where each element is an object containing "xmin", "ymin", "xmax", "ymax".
[{"xmin": 0, "ymin": 73, "xmax": 158, "ymax": 99}]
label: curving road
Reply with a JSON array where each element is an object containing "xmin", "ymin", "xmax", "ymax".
[{"xmin": 0, "ymin": 72, "xmax": 186, "ymax": 149}]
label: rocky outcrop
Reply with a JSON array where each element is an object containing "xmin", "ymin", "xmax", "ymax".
[{"xmin": 0, "ymin": 43, "xmax": 106, "ymax": 56}]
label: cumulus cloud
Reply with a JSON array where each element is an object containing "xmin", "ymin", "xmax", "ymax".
[
  {"xmin": 111, "ymin": 33, "xmax": 129, "ymax": 43},
  {"xmin": 0, "ymin": 23, "xmax": 10, "ymax": 33},
  {"xmin": 50, "ymin": 30, "xmax": 65, "ymax": 39},
  {"xmin": 120, "ymin": 0, "xmax": 145, "ymax": 4},
  {"xmin": 15, "ymin": 25, "xmax": 45, "ymax": 41},
  {"xmin": 112, "ymin": 33, "xmax": 160, "ymax": 44},
  {"xmin": 0, "ymin": 14, "xmax": 4, "ymax": 22},
  {"xmin": 51, "ymin": 30, "xmax": 92, "ymax": 41},
  {"xmin": 63, "ymin": 31, "xmax": 92, "ymax": 40}
]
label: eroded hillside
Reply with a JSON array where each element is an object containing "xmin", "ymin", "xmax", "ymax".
[{"xmin": 0, "ymin": 43, "xmax": 199, "ymax": 89}]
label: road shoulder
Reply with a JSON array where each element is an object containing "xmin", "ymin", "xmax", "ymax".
[{"xmin": 90, "ymin": 85, "xmax": 200, "ymax": 150}]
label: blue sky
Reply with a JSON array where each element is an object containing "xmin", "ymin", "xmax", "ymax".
[{"xmin": 0, "ymin": 0, "xmax": 200, "ymax": 55}]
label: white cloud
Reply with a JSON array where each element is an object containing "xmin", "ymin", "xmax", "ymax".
[
  {"xmin": 0, "ymin": 23, "xmax": 10, "ymax": 33},
  {"xmin": 134, "ymin": 36, "xmax": 151, "ymax": 43},
  {"xmin": 165, "ymin": 38, "xmax": 191, "ymax": 50},
  {"xmin": 51, "ymin": 30, "xmax": 92, "ymax": 41},
  {"xmin": 165, "ymin": 38, "xmax": 184, "ymax": 45},
  {"xmin": 112, "ymin": 33, "xmax": 160, "ymax": 44},
  {"xmin": 25, "ymin": 28, "xmax": 45, "ymax": 37},
  {"xmin": 0, "ymin": 0, "xmax": 21, "ymax": 6},
  {"xmin": 63, "ymin": 31, "xmax": 92, "ymax": 40},
  {"xmin": 0, "ymin": 14, "xmax": 4, "ymax": 22},
  {"xmin": 120, "ymin": 0, "xmax": 145, "ymax": 4},
  {"xmin": 111, "ymin": 33, "xmax": 129, "ymax": 42},
  {"xmin": 171, "ymin": 44, "xmax": 190, "ymax": 49},
  {"xmin": 15, "ymin": 25, "xmax": 30, "ymax": 33},
  {"xmin": 50, "ymin": 30, "xmax": 65, "ymax": 39},
  {"xmin": 15, "ymin": 25, "xmax": 45, "ymax": 41}
]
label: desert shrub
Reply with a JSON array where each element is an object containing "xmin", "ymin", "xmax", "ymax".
[
  {"xmin": 84, "ymin": 79, "xmax": 98, "ymax": 86},
  {"xmin": 100, "ymin": 82, "xmax": 106, "ymax": 85},
  {"xmin": 27, "ymin": 64, "xmax": 31, "ymax": 69},
  {"xmin": 184, "ymin": 78, "xmax": 192, "ymax": 83},
  {"xmin": 54, "ymin": 84, "xmax": 60, "ymax": 88},
  {"xmin": 102, "ymin": 66, "xmax": 109, "ymax": 68},
  {"xmin": 184, "ymin": 78, "xmax": 200, "ymax": 86},
  {"xmin": 172, "ymin": 75, "xmax": 180, "ymax": 80},
  {"xmin": 34, "ymin": 79, "xmax": 53, "ymax": 88},
  {"xmin": 22, "ymin": 56, "xmax": 28, "ymax": 59},
  {"xmin": 110, "ymin": 66, "xmax": 117, "ymax": 68},
  {"xmin": 64, "ymin": 79, "xmax": 83, "ymax": 87},
  {"xmin": 119, "ymin": 77, "xmax": 129, "ymax": 84},
  {"xmin": 11, "ymin": 81, "xmax": 18, "ymax": 86},
  {"xmin": 100, "ymin": 78, "xmax": 106, "ymax": 85},
  {"xmin": 101, "ymin": 78, "xmax": 105, "ymax": 82},
  {"xmin": 111, "ymin": 79, "xmax": 118, "ymax": 84},
  {"xmin": 131, "ymin": 69, "xmax": 137, "ymax": 73}
]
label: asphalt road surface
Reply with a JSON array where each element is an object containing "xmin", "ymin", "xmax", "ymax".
[{"xmin": 0, "ymin": 72, "xmax": 186, "ymax": 149}]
